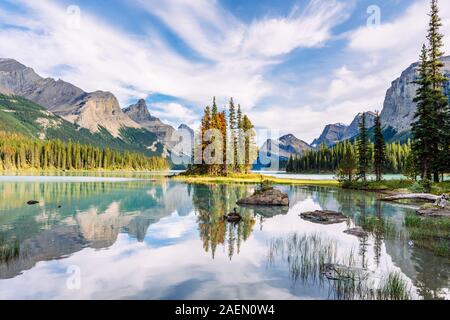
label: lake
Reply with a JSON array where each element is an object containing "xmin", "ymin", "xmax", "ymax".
[{"xmin": 0, "ymin": 177, "xmax": 448, "ymax": 300}]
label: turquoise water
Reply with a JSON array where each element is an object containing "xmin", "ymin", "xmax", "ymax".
[{"xmin": 0, "ymin": 178, "xmax": 448, "ymax": 300}]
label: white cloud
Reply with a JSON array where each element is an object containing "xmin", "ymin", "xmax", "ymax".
[
  {"xmin": 242, "ymin": 0, "xmax": 350, "ymax": 57},
  {"xmin": 0, "ymin": 0, "xmax": 349, "ymax": 131},
  {"xmin": 151, "ymin": 102, "xmax": 200, "ymax": 130}
]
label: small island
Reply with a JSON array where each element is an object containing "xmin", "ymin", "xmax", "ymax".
[{"xmin": 237, "ymin": 180, "xmax": 289, "ymax": 206}]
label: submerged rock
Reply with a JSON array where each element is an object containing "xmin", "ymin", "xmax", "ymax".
[
  {"xmin": 321, "ymin": 263, "xmax": 369, "ymax": 281},
  {"xmin": 27, "ymin": 200, "xmax": 39, "ymax": 205},
  {"xmin": 237, "ymin": 189, "xmax": 289, "ymax": 206},
  {"xmin": 344, "ymin": 227, "xmax": 369, "ymax": 238},
  {"xmin": 300, "ymin": 210, "xmax": 348, "ymax": 225}
]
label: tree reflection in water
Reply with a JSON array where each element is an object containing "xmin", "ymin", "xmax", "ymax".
[{"xmin": 192, "ymin": 184, "xmax": 256, "ymax": 260}]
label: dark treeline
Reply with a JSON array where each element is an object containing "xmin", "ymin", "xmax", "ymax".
[
  {"xmin": 286, "ymin": 140, "xmax": 411, "ymax": 174},
  {"xmin": 0, "ymin": 132, "xmax": 168, "ymax": 171}
]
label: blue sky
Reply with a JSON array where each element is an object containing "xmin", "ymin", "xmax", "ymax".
[{"xmin": 0, "ymin": 0, "xmax": 449, "ymax": 142}]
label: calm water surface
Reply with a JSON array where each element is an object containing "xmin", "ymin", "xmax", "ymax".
[{"xmin": 0, "ymin": 177, "xmax": 448, "ymax": 300}]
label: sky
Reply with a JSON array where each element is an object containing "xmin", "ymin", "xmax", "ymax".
[{"xmin": 0, "ymin": 0, "xmax": 450, "ymax": 143}]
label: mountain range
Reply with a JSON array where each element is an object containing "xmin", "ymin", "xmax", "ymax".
[
  {"xmin": 0, "ymin": 58, "xmax": 193, "ymax": 159},
  {"xmin": 259, "ymin": 134, "xmax": 312, "ymax": 160},
  {"xmin": 261, "ymin": 56, "xmax": 450, "ymax": 163},
  {"xmin": 311, "ymin": 112, "xmax": 377, "ymax": 147},
  {"xmin": 1, "ymin": 55, "xmax": 450, "ymax": 167}
]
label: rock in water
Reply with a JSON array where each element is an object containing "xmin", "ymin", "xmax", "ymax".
[
  {"xmin": 300, "ymin": 210, "xmax": 348, "ymax": 225},
  {"xmin": 225, "ymin": 214, "xmax": 242, "ymax": 223},
  {"xmin": 27, "ymin": 200, "xmax": 39, "ymax": 205},
  {"xmin": 237, "ymin": 189, "xmax": 289, "ymax": 206},
  {"xmin": 321, "ymin": 263, "xmax": 368, "ymax": 281},
  {"xmin": 344, "ymin": 227, "xmax": 368, "ymax": 238}
]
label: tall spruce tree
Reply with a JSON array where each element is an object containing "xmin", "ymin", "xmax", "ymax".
[
  {"xmin": 236, "ymin": 104, "xmax": 244, "ymax": 171},
  {"xmin": 337, "ymin": 143, "xmax": 357, "ymax": 183},
  {"xmin": 229, "ymin": 98, "xmax": 237, "ymax": 171},
  {"xmin": 412, "ymin": 45, "xmax": 435, "ymax": 181},
  {"xmin": 412, "ymin": 0, "xmax": 449, "ymax": 182},
  {"xmin": 373, "ymin": 111, "xmax": 386, "ymax": 181},
  {"xmin": 357, "ymin": 113, "xmax": 370, "ymax": 182},
  {"xmin": 242, "ymin": 115, "xmax": 256, "ymax": 173},
  {"xmin": 427, "ymin": 0, "xmax": 449, "ymax": 182}
]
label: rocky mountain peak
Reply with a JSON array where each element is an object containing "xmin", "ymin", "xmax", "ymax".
[
  {"xmin": 260, "ymin": 134, "xmax": 312, "ymax": 160},
  {"xmin": 0, "ymin": 58, "xmax": 28, "ymax": 72},
  {"xmin": 311, "ymin": 123, "xmax": 347, "ymax": 147},
  {"xmin": 178, "ymin": 124, "xmax": 194, "ymax": 136},
  {"xmin": 123, "ymin": 99, "xmax": 157, "ymax": 122},
  {"xmin": 0, "ymin": 57, "xmax": 85, "ymax": 113},
  {"xmin": 279, "ymin": 134, "xmax": 295, "ymax": 142},
  {"xmin": 0, "ymin": 57, "xmax": 149, "ymax": 139},
  {"xmin": 124, "ymin": 100, "xmax": 176, "ymax": 148},
  {"xmin": 380, "ymin": 56, "xmax": 450, "ymax": 134},
  {"xmin": 64, "ymin": 91, "xmax": 141, "ymax": 138},
  {"xmin": 311, "ymin": 111, "xmax": 377, "ymax": 147}
]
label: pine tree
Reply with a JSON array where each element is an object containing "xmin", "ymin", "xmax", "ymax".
[
  {"xmin": 373, "ymin": 111, "xmax": 386, "ymax": 181},
  {"xmin": 228, "ymin": 98, "xmax": 237, "ymax": 172},
  {"xmin": 412, "ymin": 44, "xmax": 435, "ymax": 181},
  {"xmin": 337, "ymin": 143, "xmax": 357, "ymax": 183},
  {"xmin": 219, "ymin": 111, "xmax": 228, "ymax": 176},
  {"xmin": 427, "ymin": 0, "xmax": 449, "ymax": 182},
  {"xmin": 357, "ymin": 113, "xmax": 370, "ymax": 182},
  {"xmin": 200, "ymin": 105, "xmax": 212, "ymax": 173},
  {"xmin": 236, "ymin": 104, "xmax": 244, "ymax": 171},
  {"xmin": 242, "ymin": 115, "xmax": 256, "ymax": 173}
]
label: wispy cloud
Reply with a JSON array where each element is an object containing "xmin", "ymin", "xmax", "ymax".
[{"xmin": 0, "ymin": 0, "xmax": 349, "ymax": 137}]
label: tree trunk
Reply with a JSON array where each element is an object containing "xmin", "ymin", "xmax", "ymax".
[
  {"xmin": 434, "ymin": 172, "xmax": 440, "ymax": 183},
  {"xmin": 382, "ymin": 193, "xmax": 440, "ymax": 202}
]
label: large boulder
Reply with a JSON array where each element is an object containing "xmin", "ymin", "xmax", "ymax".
[{"xmin": 237, "ymin": 189, "xmax": 289, "ymax": 206}]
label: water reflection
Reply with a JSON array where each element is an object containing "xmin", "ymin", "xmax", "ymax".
[
  {"xmin": 0, "ymin": 179, "xmax": 448, "ymax": 299},
  {"xmin": 192, "ymin": 184, "xmax": 257, "ymax": 259}
]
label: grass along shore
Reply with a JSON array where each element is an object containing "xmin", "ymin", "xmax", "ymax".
[
  {"xmin": 172, "ymin": 173, "xmax": 339, "ymax": 187},
  {"xmin": 341, "ymin": 179, "xmax": 450, "ymax": 195},
  {"xmin": 173, "ymin": 173, "xmax": 450, "ymax": 195}
]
